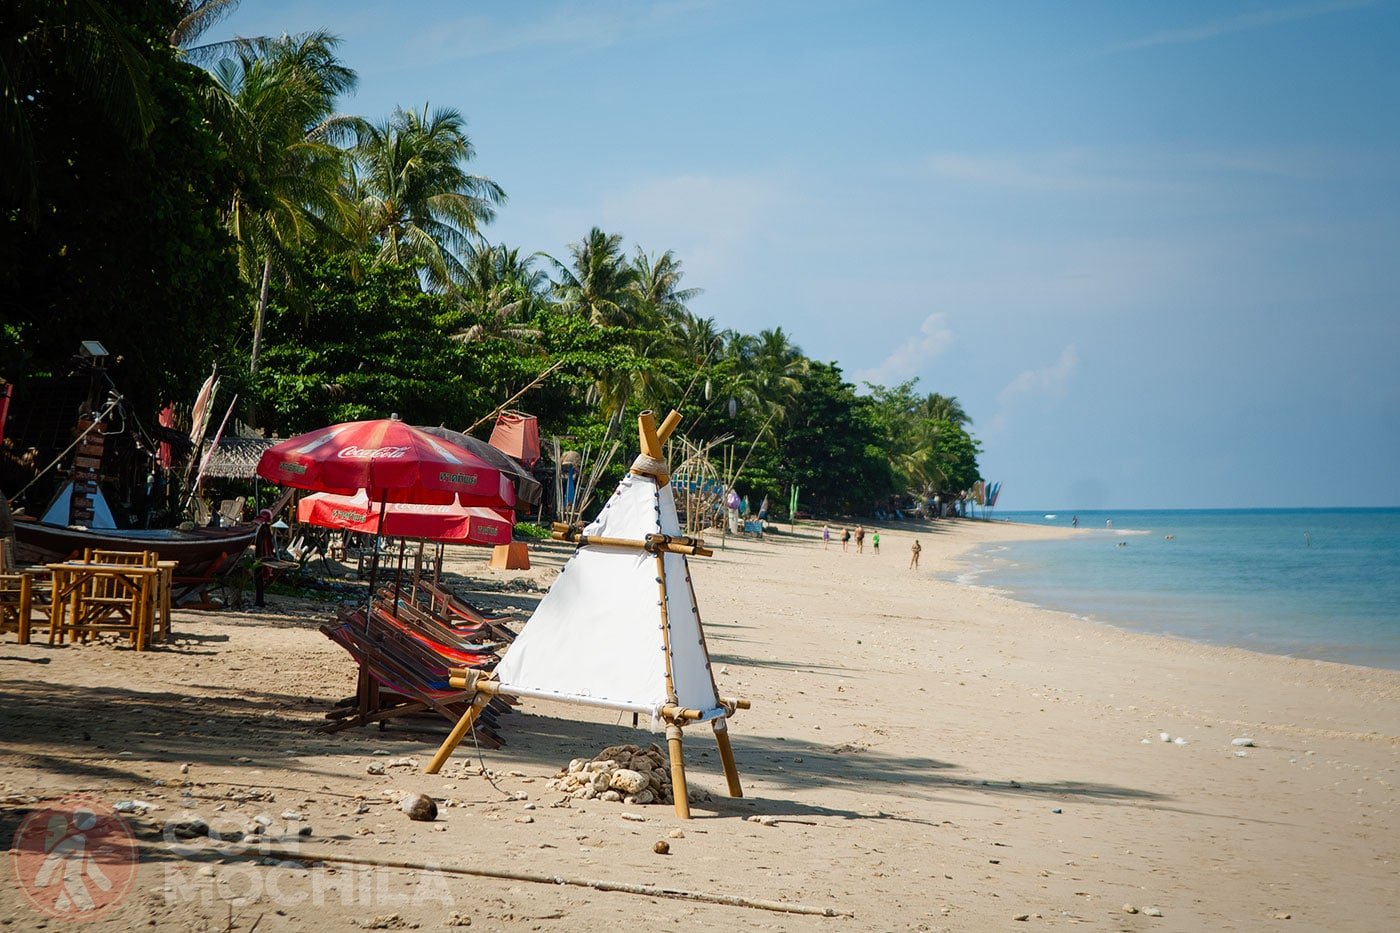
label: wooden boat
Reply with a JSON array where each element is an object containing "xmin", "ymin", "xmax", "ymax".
[{"xmin": 12, "ymin": 517, "xmax": 256, "ymax": 604}]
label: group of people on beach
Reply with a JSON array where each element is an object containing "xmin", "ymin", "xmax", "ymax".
[{"xmin": 822, "ymin": 523, "xmax": 921, "ymax": 569}]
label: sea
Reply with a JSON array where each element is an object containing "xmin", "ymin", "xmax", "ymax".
[{"xmin": 953, "ymin": 508, "xmax": 1400, "ymax": 670}]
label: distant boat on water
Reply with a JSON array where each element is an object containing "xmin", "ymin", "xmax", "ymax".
[{"xmin": 1044, "ymin": 514, "xmax": 1058, "ymax": 520}]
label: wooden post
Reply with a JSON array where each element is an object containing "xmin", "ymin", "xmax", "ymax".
[
  {"xmin": 713, "ymin": 716, "xmax": 743, "ymax": 798},
  {"xmin": 666, "ymin": 721, "xmax": 691, "ymax": 819},
  {"xmin": 656, "ymin": 409, "xmax": 682, "ymax": 445}
]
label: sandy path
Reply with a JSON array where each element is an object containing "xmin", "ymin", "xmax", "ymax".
[{"xmin": 2, "ymin": 518, "xmax": 1396, "ymax": 931}]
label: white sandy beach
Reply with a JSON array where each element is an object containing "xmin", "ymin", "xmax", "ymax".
[{"xmin": 2, "ymin": 517, "xmax": 1397, "ymax": 931}]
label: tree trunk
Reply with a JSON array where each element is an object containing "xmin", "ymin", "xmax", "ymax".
[{"xmin": 249, "ymin": 255, "xmax": 272, "ymax": 375}]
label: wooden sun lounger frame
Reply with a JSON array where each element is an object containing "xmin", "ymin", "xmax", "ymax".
[{"xmin": 426, "ymin": 410, "xmax": 749, "ymax": 818}]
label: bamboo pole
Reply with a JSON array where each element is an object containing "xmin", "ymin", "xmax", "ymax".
[
  {"xmin": 426, "ymin": 679, "xmax": 496, "ymax": 774},
  {"xmin": 184, "ymin": 847, "xmax": 851, "ymax": 918},
  {"xmin": 713, "ymin": 716, "xmax": 744, "ymax": 798},
  {"xmin": 638, "ymin": 410, "xmax": 663, "ymax": 460},
  {"xmin": 665, "ymin": 721, "xmax": 691, "ymax": 820},
  {"xmin": 549, "ymin": 527, "xmax": 714, "ymax": 557},
  {"xmin": 656, "ymin": 409, "xmax": 682, "ymax": 445},
  {"xmin": 462, "ymin": 359, "xmax": 563, "ymax": 434}
]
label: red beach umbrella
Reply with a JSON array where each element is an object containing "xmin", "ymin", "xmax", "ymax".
[
  {"xmin": 255, "ymin": 419, "xmax": 516, "ymax": 510},
  {"xmin": 297, "ymin": 491, "xmax": 514, "ymax": 547}
]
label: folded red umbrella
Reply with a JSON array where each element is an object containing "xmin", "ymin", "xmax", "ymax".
[{"xmin": 256, "ymin": 419, "xmax": 515, "ymax": 509}]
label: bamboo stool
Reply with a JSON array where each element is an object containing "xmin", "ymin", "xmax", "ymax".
[{"xmin": 0, "ymin": 571, "xmax": 32, "ymax": 644}]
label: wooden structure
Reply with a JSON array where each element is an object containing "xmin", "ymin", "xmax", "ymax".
[
  {"xmin": 319, "ymin": 574, "xmax": 514, "ymax": 736},
  {"xmin": 34, "ymin": 549, "xmax": 176, "ymax": 650},
  {"xmin": 426, "ymin": 411, "xmax": 749, "ymax": 819}
]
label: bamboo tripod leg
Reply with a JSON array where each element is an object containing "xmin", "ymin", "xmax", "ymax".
[
  {"xmin": 712, "ymin": 717, "xmax": 743, "ymax": 798},
  {"xmin": 666, "ymin": 722, "xmax": 691, "ymax": 819},
  {"xmin": 426, "ymin": 692, "xmax": 491, "ymax": 774}
]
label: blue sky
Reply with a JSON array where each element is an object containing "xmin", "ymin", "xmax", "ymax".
[{"xmin": 218, "ymin": 1, "xmax": 1399, "ymax": 509}]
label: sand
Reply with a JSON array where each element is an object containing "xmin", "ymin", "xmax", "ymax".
[{"xmin": 2, "ymin": 518, "xmax": 1397, "ymax": 931}]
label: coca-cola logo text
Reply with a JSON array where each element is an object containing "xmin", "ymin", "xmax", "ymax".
[{"xmin": 337, "ymin": 446, "xmax": 410, "ymax": 460}]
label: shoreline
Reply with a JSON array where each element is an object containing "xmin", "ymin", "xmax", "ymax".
[
  {"xmin": 935, "ymin": 516, "xmax": 1400, "ymax": 674},
  {"xmin": 2, "ymin": 516, "xmax": 1396, "ymax": 929}
]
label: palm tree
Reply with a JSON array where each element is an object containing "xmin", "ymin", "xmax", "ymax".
[
  {"xmin": 548, "ymin": 228, "xmax": 637, "ymax": 326},
  {"xmin": 749, "ymin": 327, "xmax": 809, "ymax": 424},
  {"xmin": 169, "ymin": 0, "xmax": 267, "ymax": 66},
  {"xmin": 206, "ymin": 31, "xmax": 359, "ymax": 374},
  {"xmin": 452, "ymin": 242, "xmax": 546, "ymax": 347},
  {"xmin": 630, "ymin": 248, "xmax": 701, "ymax": 329},
  {"xmin": 351, "ymin": 104, "xmax": 505, "ymax": 290},
  {"xmin": 3, "ymin": 0, "xmax": 157, "ymax": 222},
  {"xmin": 921, "ymin": 392, "xmax": 972, "ymax": 427}
]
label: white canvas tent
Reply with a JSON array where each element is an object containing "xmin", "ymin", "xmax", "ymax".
[{"xmin": 427, "ymin": 411, "xmax": 748, "ymax": 818}]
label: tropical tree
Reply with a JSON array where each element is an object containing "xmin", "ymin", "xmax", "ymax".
[
  {"xmin": 451, "ymin": 242, "xmax": 546, "ymax": 348},
  {"xmin": 921, "ymin": 392, "xmax": 972, "ymax": 427},
  {"xmin": 207, "ymin": 31, "xmax": 359, "ymax": 374},
  {"xmin": 169, "ymin": 0, "xmax": 266, "ymax": 66},
  {"xmin": 549, "ymin": 228, "xmax": 637, "ymax": 326},
  {"xmin": 2, "ymin": 0, "xmax": 157, "ymax": 222},
  {"xmin": 351, "ymin": 104, "xmax": 505, "ymax": 290}
]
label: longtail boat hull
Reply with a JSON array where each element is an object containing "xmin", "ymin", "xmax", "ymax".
[{"xmin": 13, "ymin": 519, "xmax": 256, "ymax": 605}]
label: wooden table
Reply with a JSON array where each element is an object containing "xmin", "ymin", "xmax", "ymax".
[{"xmin": 47, "ymin": 562, "xmax": 161, "ymax": 650}]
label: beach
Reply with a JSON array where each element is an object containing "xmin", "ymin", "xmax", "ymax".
[{"xmin": 2, "ymin": 518, "xmax": 1397, "ymax": 930}]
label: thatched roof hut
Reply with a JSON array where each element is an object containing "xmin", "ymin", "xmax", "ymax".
[{"xmin": 202, "ymin": 437, "xmax": 281, "ymax": 481}]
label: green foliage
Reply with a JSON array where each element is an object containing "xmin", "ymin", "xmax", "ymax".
[
  {"xmin": 0, "ymin": 0, "xmax": 244, "ymax": 410},
  {"xmin": 246, "ymin": 254, "xmax": 486, "ymax": 433}
]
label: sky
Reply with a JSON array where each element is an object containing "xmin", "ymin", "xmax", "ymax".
[{"xmin": 216, "ymin": 0, "xmax": 1400, "ymax": 509}]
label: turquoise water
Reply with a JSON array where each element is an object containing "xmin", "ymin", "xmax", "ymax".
[{"xmin": 959, "ymin": 509, "xmax": 1400, "ymax": 669}]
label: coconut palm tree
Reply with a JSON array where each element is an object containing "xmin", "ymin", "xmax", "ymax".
[
  {"xmin": 207, "ymin": 31, "xmax": 359, "ymax": 374},
  {"xmin": 351, "ymin": 104, "xmax": 505, "ymax": 290},
  {"xmin": 921, "ymin": 392, "xmax": 972, "ymax": 427},
  {"xmin": 548, "ymin": 228, "xmax": 637, "ymax": 326},
  {"xmin": 169, "ymin": 0, "xmax": 267, "ymax": 66},
  {"xmin": 452, "ymin": 243, "xmax": 546, "ymax": 347}
]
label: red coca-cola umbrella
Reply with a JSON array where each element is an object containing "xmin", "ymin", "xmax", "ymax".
[
  {"xmin": 297, "ymin": 491, "xmax": 513, "ymax": 547},
  {"xmin": 256, "ymin": 418, "xmax": 516, "ymax": 508},
  {"xmin": 257, "ymin": 418, "xmax": 516, "ymax": 614}
]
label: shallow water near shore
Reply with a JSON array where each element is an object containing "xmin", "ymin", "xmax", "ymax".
[{"xmin": 955, "ymin": 508, "xmax": 1400, "ymax": 669}]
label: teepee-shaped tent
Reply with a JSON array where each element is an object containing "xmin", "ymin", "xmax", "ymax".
[{"xmin": 427, "ymin": 411, "xmax": 748, "ymax": 818}]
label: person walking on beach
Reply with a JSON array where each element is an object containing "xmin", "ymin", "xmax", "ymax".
[
  {"xmin": 1072, "ymin": 515, "xmax": 1078, "ymax": 528},
  {"xmin": 822, "ymin": 524, "xmax": 831, "ymax": 550},
  {"xmin": 841, "ymin": 527, "xmax": 851, "ymax": 552},
  {"xmin": 855, "ymin": 525, "xmax": 865, "ymax": 554},
  {"xmin": 909, "ymin": 539, "xmax": 922, "ymax": 569},
  {"xmin": 872, "ymin": 531, "xmax": 880, "ymax": 554}
]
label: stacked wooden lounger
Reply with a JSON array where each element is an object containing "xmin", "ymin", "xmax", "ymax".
[{"xmin": 320, "ymin": 577, "xmax": 516, "ymax": 743}]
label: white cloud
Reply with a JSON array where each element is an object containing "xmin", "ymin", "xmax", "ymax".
[
  {"xmin": 991, "ymin": 345, "xmax": 1079, "ymax": 431},
  {"xmin": 1108, "ymin": 0, "xmax": 1375, "ymax": 53},
  {"xmin": 851, "ymin": 312, "xmax": 955, "ymax": 387}
]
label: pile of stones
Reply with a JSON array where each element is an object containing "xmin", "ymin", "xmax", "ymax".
[{"xmin": 548, "ymin": 743, "xmax": 675, "ymax": 806}]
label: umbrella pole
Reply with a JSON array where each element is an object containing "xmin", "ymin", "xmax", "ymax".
[
  {"xmin": 364, "ymin": 495, "xmax": 389, "ymax": 631},
  {"xmin": 392, "ymin": 537, "xmax": 406, "ymax": 617}
]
